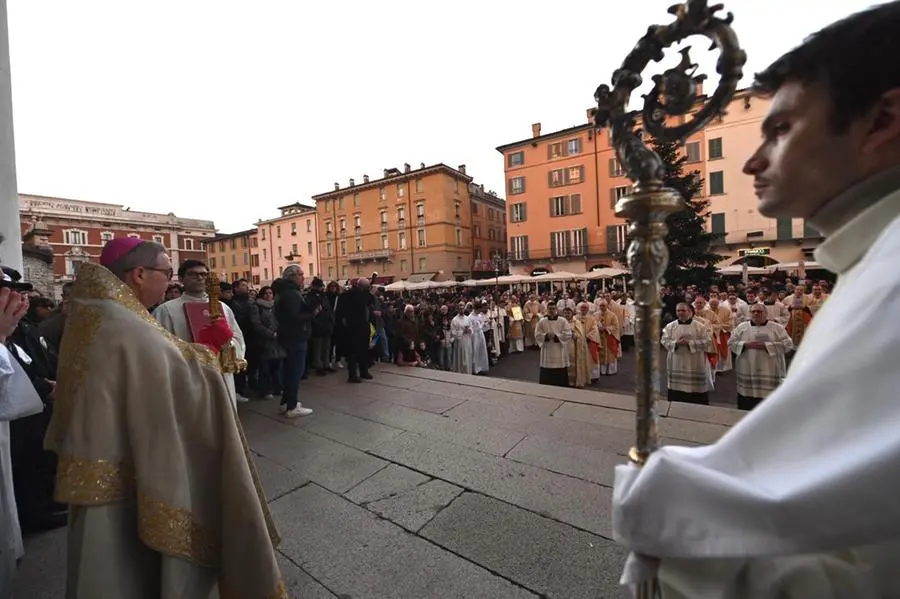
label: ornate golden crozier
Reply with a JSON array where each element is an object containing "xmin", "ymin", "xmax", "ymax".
[
  {"xmin": 592, "ymin": 1, "xmax": 745, "ymax": 596},
  {"xmin": 207, "ymin": 272, "xmax": 248, "ymax": 373}
]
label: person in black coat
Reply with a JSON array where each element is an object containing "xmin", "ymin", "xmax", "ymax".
[
  {"xmin": 272, "ymin": 266, "xmax": 319, "ymax": 417},
  {"xmin": 335, "ymin": 278, "xmax": 375, "ymax": 383}
]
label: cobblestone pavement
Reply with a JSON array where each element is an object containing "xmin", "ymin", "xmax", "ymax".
[{"xmin": 13, "ymin": 365, "xmax": 742, "ymax": 598}]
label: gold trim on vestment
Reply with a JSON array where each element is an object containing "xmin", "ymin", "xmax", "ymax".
[
  {"xmin": 137, "ymin": 492, "xmax": 219, "ymax": 568},
  {"xmin": 55, "ymin": 456, "xmax": 134, "ymax": 504},
  {"xmin": 234, "ymin": 407, "xmax": 282, "ymax": 547}
]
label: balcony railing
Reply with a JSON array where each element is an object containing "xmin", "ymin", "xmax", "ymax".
[
  {"xmin": 348, "ymin": 248, "xmax": 394, "ymax": 262},
  {"xmin": 340, "ymin": 229, "xmax": 347, "ymax": 238},
  {"xmin": 506, "ymin": 246, "xmax": 596, "ymax": 263},
  {"xmin": 416, "ymin": 216, "xmax": 425, "ymax": 227},
  {"xmin": 380, "ymin": 222, "xmax": 388, "ymax": 232}
]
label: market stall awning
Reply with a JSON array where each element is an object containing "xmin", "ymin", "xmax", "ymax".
[
  {"xmin": 405, "ymin": 272, "xmax": 436, "ymax": 284},
  {"xmin": 372, "ymin": 275, "xmax": 395, "ymax": 285}
]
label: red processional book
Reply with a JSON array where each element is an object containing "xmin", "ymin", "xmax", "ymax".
[{"xmin": 183, "ymin": 301, "xmax": 213, "ymax": 343}]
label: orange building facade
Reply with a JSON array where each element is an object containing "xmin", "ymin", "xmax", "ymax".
[
  {"xmin": 203, "ymin": 229, "xmax": 258, "ymax": 285},
  {"xmin": 254, "ymin": 203, "xmax": 319, "ymax": 285},
  {"xmin": 497, "ymin": 90, "xmax": 824, "ymax": 275},
  {"xmin": 312, "ymin": 163, "xmax": 504, "ymax": 283}
]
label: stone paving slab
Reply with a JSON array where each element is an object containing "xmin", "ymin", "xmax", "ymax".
[
  {"xmin": 251, "ymin": 451, "xmax": 312, "ymax": 502},
  {"xmin": 367, "ymin": 479, "xmax": 464, "ymax": 533},
  {"xmin": 290, "ymin": 405, "xmax": 406, "ymax": 451},
  {"xmin": 421, "ymin": 492, "xmax": 627, "ymax": 599},
  {"xmin": 344, "ymin": 463, "xmax": 431, "ymax": 505},
  {"xmin": 277, "ymin": 553, "xmax": 338, "ymax": 599},
  {"xmin": 370, "ymin": 432, "xmax": 614, "ymax": 538},
  {"xmin": 505, "ymin": 434, "xmax": 621, "ymax": 487},
  {"xmin": 270, "ymin": 483, "xmax": 537, "ymax": 599}
]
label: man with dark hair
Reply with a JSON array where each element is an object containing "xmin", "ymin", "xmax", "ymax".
[
  {"xmin": 614, "ymin": 4, "xmax": 900, "ymax": 597},
  {"xmin": 44, "ymin": 238, "xmax": 284, "ymax": 596}
]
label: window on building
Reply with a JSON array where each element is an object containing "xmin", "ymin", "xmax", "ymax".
[
  {"xmin": 398, "ymin": 231, "xmax": 407, "ymax": 249},
  {"xmin": 126, "ymin": 233, "xmax": 140, "ymax": 239},
  {"xmin": 326, "ymin": 242, "xmax": 333, "ymax": 257},
  {"xmin": 472, "ymin": 203, "xmax": 479, "ymax": 215},
  {"xmin": 708, "ymin": 137, "xmax": 724, "ymax": 159},
  {"xmin": 278, "ymin": 246, "xmax": 282, "ymax": 258},
  {"xmin": 609, "ymin": 158, "xmax": 625, "ymax": 177},
  {"xmin": 381, "ymin": 234, "xmax": 389, "ymax": 249},
  {"xmin": 397, "ymin": 183, "xmax": 405, "ymax": 198},
  {"xmin": 416, "ymin": 203, "xmax": 425, "ymax": 218},
  {"xmin": 184, "ymin": 238, "xmax": 194, "ymax": 251},
  {"xmin": 325, "ymin": 220, "xmax": 333, "ymax": 233},
  {"xmin": 508, "ymin": 176, "xmax": 526, "ymax": 195},
  {"xmin": 549, "ymin": 194, "xmax": 582, "ymax": 216},
  {"xmin": 417, "ymin": 229, "xmax": 426, "ymax": 247},
  {"xmin": 507, "ymin": 151, "xmax": 524, "ymax": 167},
  {"xmin": 290, "ymin": 223, "xmax": 297, "ymax": 235},
  {"xmin": 261, "ymin": 228, "xmax": 266, "ymax": 241},
  {"xmin": 398, "ymin": 207, "xmax": 405, "ymax": 221},
  {"xmin": 454, "ymin": 179, "xmax": 459, "ymax": 192},
  {"xmin": 548, "ymin": 165, "xmax": 585, "ymax": 187},
  {"xmin": 263, "ymin": 267, "xmax": 268, "ymax": 279},
  {"xmin": 489, "ymin": 229, "xmax": 495, "ymax": 240},
  {"xmin": 415, "ymin": 179, "xmax": 423, "ymax": 193},
  {"xmin": 230, "ymin": 238, "xmax": 237, "ymax": 249},
  {"xmin": 276, "ymin": 225, "xmax": 281, "ymax": 238},
  {"xmin": 710, "ymin": 213, "xmax": 726, "ymax": 243},
  {"xmin": 455, "ymin": 228, "xmax": 462, "ymax": 246},
  {"xmin": 355, "ymin": 238, "xmax": 363, "ymax": 252},
  {"xmin": 231, "ymin": 254, "xmax": 237, "ymax": 266},
  {"xmin": 510, "ymin": 235, "xmax": 529, "ymax": 260},
  {"xmin": 308, "ymin": 263, "xmax": 314, "ymax": 276},
  {"xmin": 685, "ymin": 141, "xmax": 701, "ymax": 162},
  {"xmin": 100, "ymin": 231, "xmax": 114, "ymax": 243},
  {"xmin": 324, "ymin": 200, "xmax": 332, "ymax": 213},
  {"xmin": 279, "ymin": 266, "xmax": 284, "ymax": 276},
  {"xmin": 65, "ymin": 256, "xmax": 86, "ymax": 276},
  {"xmin": 353, "ymin": 193, "xmax": 360, "ymax": 207},
  {"xmin": 709, "ymin": 171, "xmax": 725, "ymax": 195},
  {"xmin": 567, "ymin": 138, "xmax": 582, "ymax": 155},
  {"xmin": 252, "ymin": 275, "xmax": 260, "ymax": 285},
  {"xmin": 611, "ymin": 185, "xmax": 630, "ymax": 208},
  {"xmin": 262, "ymin": 248, "xmax": 267, "ymax": 260},
  {"xmin": 400, "ymin": 259, "xmax": 407, "ymax": 273},
  {"xmin": 475, "ymin": 247, "xmax": 482, "ymax": 260},
  {"xmin": 340, "ymin": 240, "xmax": 347, "ymax": 256},
  {"xmin": 342, "ymin": 265, "xmax": 348, "ymax": 277},
  {"xmin": 243, "ymin": 252, "xmax": 249, "ymax": 265},
  {"xmin": 307, "ymin": 241, "xmax": 313, "ymax": 254},
  {"xmin": 777, "ymin": 217, "xmax": 793, "ymax": 240},
  {"xmin": 455, "ymin": 201, "xmax": 461, "ymax": 218},
  {"xmin": 291, "ymin": 243, "xmax": 298, "ymax": 255},
  {"xmin": 339, "ymin": 218, "xmax": 346, "ymax": 231},
  {"xmin": 218, "ymin": 241, "xmax": 225, "ymax": 252},
  {"xmin": 338, "ymin": 197, "xmax": 344, "ymax": 210},
  {"xmin": 548, "ymin": 142, "xmax": 564, "ymax": 159},
  {"xmin": 474, "ymin": 224, "xmax": 481, "ymax": 238},
  {"xmin": 328, "ymin": 266, "xmax": 334, "ymax": 279},
  {"xmin": 510, "ymin": 203, "xmax": 527, "ymax": 223},
  {"xmin": 606, "ymin": 224, "xmax": 629, "ymax": 253},
  {"xmin": 354, "ymin": 214, "xmax": 361, "ymax": 228},
  {"xmin": 379, "ymin": 187, "xmax": 386, "ymax": 201},
  {"xmin": 418, "ymin": 257, "xmax": 426, "ymax": 271},
  {"xmin": 64, "ymin": 229, "xmax": 88, "ymax": 245},
  {"xmin": 209, "ymin": 257, "xmax": 217, "ymax": 268}
]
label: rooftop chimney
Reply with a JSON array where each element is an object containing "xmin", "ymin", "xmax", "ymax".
[
  {"xmin": 458, "ymin": 164, "xmax": 466, "ymax": 175},
  {"xmin": 349, "ymin": 178, "xmax": 355, "ymax": 186},
  {"xmin": 363, "ymin": 174, "xmax": 370, "ymax": 183},
  {"xmin": 532, "ymin": 122, "xmax": 541, "ymax": 138},
  {"xmin": 420, "ymin": 162, "xmax": 425, "ymax": 169},
  {"xmin": 384, "ymin": 169, "xmax": 390, "ymax": 178},
  {"xmin": 404, "ymin": 163, "xmax": 411, "ymax": 173},
  {"xmin": 334, "ymin": 182, "xmax": 340, "ymax": 190}
]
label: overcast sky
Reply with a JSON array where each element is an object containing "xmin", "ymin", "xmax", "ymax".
[{"xmin": 8, "ymin": 0, "xmax": 879, "ymax": 232}]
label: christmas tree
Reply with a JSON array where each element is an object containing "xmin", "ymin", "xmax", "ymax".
[{"xmin": 614, "ymin": 138, "xmax": 725, "ymax": 288}]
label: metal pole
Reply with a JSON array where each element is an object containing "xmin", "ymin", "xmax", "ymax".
[{"xmin": 592, "ymin": 1, "xmax": 745, "ymax": 595}]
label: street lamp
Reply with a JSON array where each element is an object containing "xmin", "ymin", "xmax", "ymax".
[
  {"xmin": 491, "ymin": 253, "xmax": 502, "ymax": 288},
  {"xmin": 593, "ymin": 2, "xmax": 744, "ymax": 596}
]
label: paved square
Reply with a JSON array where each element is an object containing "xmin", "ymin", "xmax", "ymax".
[{"xmin": 12, "ymin": 365, "xmax": 738, "ymax": 598}]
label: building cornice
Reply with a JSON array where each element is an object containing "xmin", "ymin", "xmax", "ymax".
[
  {"xmin": 311, "ymin": 163, "xmax": 473, "ymax": 202},
  {"xmin": 203, "ymin": 229, "xmax": 257, "ymax": 244}
]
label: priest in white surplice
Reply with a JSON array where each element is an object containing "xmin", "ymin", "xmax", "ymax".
[
  {"xmin": 450, "ymin": 304, "xmax": 474, "ymax": 374},
  {"xmin": 730, "ymin": 305, "xmax": 793, "ymax": 411},
  {"xmin": 614, "ymin": 8, "xmax": 900, "ymax": 597},
  {"xmin": 152, "ymin": 259, "xmax": 247, "ymax": 406},
  {"xmin": 534, "ymin": 303, "xmax": 572, "ymax": 387},
  {"xmin": 470, "ymin": 303, "xmax": 490, "ymax": 374},
  {"xmin": 660, "ymin": 303, "xmax": 713, "ymax": 405}
]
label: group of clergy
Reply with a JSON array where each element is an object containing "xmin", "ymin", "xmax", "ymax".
[{"xmin": 663, "ymin": 283, "xmax": 829, "ymax": 410}]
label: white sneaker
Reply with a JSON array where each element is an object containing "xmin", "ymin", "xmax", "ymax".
[
  {"xmin": 285, "ymin": 407, "xmax": 313, "ymax": 418},
  {"xmin": 263, "ymin": 394, "xmax": 275, "ymax": 400},
  {"xmin": 236, "ymin": 394, "xmax": 250, "ymax": 403},
  {"xmin": 277, "ymin": 404, "xmax": 288, "ymax": 414}
]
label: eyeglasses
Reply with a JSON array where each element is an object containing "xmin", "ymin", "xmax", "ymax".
[{"xmin": 183, "ymin": 271, "xmax": 209, "ymax": 279}]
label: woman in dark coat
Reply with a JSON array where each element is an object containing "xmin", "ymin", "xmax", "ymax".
[{"xmin": 249, "ymin": 285, "xmax": 286, "ymax": 398}]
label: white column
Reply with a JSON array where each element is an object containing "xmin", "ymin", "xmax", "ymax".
[{"xmin": 0, "ymin": 0, "xmax": 21, "ymax": 273}]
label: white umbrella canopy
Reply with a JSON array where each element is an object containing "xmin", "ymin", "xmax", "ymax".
[
  {"xmin": 583, "ymin": 267, "xmax": 629, "ymax": 280},
  {"xmin": 717, "ymin": 265, "xmax": 772, "ymax": 275},
  {"xmin": 459, "ymin": 279, "xmax": 478, "ymax": 287},
  {"xmin": 384, "ymin": 280, "xmax": 408, "ymax": 291},
  {"xmin": 532, "ymin": 271, "xmax": 584, "ymax": 282},
  {"xmin": 773, "ymin": 261, "xmax": 823, "ymax": 271}
]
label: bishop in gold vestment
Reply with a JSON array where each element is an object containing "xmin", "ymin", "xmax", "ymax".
[{"xmin": 45, "ymin": 242, "xmax": 284, "ymax": 599}]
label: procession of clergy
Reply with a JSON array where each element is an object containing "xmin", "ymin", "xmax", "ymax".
[{"xmin": 519, "ymin": 281, "xmax": 830, "ymax": 411}]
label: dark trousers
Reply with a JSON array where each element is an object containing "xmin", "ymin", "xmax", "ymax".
[
  {"xmin": 737, "ymin": 393, "xmax": 763, "ymax": 411},
  {"xmin": 258, "ymin": 358, "xmax": 283, "ymax": 395},
  {"xmin": 281, "ymin": 340, "xmax": 308, "ymax": 410},
  {"xmin": 346, "ymin": 332, "xmax": 370, "ymax": 380},
  {"xmin": 311, "ymin": 336, "xmax": 332, "ymax": 370},
  {"xmin": 667, "ymin": 389, "xmax": 710, "ymax": 405}
]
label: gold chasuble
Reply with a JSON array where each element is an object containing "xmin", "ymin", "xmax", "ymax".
[{"xmin": 44, "ymin": 264, "xmax": 285, "ymax": 599}]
